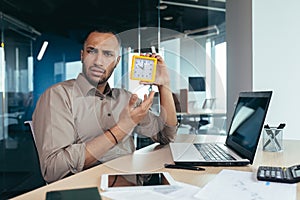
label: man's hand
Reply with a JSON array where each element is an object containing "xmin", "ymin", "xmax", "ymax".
[
  {"xmin": 140, "ymin": 54, "xmax": 170, "ymax": 87},
  {"xmin": 117, "ymin": 91, "xmax": 156, "ymax": 133},
  {"xmin": 139, "ymin": 53, "xmax": 177, "ymax": 129}
]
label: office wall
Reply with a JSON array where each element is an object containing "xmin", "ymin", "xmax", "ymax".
[
  {"xmin": 252, "ymin": 0, "xmax": 300, "ymax": 140},
  {"xmin": 226, "ymin": 0, "xmax": 253, "ymax": 130},
  {"xmin": 161, "ymin": 38, "xmax": 181, "ymax": 92},
  {"xmin": 180, "ymin": 37, "xmax": 207, "ymax": 108},
  {"xmin": 228, "ymin": 0, "xmax": 300, "ymax": 139},
  {"xmin": 33, "ymin": 34, "xmax": 82, "ymax": 104},
  {"xmin": 161, "ymin": 37, "xmax": 207, "ymax": 110}
]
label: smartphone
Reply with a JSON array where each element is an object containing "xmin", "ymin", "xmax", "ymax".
[{"xmin": 100, "ymin": 172, "xmax": 177, "ymax": 191}]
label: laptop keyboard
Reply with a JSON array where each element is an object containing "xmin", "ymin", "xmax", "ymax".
[{"xmin": 194, "ymin": 143, "xmax": 236, "ymax": 161}]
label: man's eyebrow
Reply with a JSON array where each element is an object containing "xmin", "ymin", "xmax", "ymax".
[
  {"xmin": 85, "ymin": 46, "xmax": 116, "ymax": 54},
  {"xmin": 102, "ymin": 49, "xmax": 115, "ymax": 53},
  {"xmin": 86, "ymin": 46, "xmax": 96, "ymax": 50},
  {"xmin": 85, "ymin": 46, "xmax": 99, "ymax": 53}
]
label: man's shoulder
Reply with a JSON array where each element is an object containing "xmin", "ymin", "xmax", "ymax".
[{"xmin": 44, "ymin": 79, "xmax": 76, "ymax": 95}]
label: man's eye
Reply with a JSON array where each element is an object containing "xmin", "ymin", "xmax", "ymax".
[
  {"xmin": 103, "ymin": 51, "xmax": 114, "ymax": 57},
  {"xmin": 87, "ymin": 49, "xmax": 97, "ymax": 54}
]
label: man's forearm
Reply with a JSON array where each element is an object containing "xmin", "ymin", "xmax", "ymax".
[
  {"xmin": 84, "ymin": 125, "xmax": 127, "ymax": 168},
  {"xmin": 158, "ymin": 84, "xmax": 177, "ymax": 126}
]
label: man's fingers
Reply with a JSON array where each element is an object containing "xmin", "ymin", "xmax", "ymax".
[
  {"xmin": 140, "ymin": 91, "xmax": 155, "ymax": 111},
  {"xmin": 143, "ymin": 91, "xmax": 154, "ymax": 104},
  {"xmin": 129, "ymin": 91, "xmax": 155, "ymax": 114},
  {"xmin": 148, "ymin": 91, "xmax": 155, "ymax": 98},
  {"xmin": 129, "ymin": 94, "xmax": 138, "ymax": 107}
]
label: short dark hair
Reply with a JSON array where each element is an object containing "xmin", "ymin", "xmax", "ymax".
[{"xmin": 82, "ymin": 27, "xmax": 121, "ymax": 48}]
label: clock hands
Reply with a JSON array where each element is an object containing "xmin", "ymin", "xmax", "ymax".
[{"xmin": 137, "ymin": 62, "xmax": 144, "ymax": 70}]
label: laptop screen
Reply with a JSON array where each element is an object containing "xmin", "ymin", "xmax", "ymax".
[{"xmin": 225, "ymin": 91, "xmax": 272, "ymax": 163}]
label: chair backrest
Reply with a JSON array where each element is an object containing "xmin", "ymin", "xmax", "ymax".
[
  {"xmin": 24, "ymin": 120, "xmax": 36, "ymax": 143},
  {"xmin": 24, "ymin": 120, "xmax": 47, "ymax": 184},
  {"xmin": 202, "ymin": 98, "xmax": 216, "ymax": 110},
  {"xmin": 172, "ymin": 93, "xmax": 182, "ymax": 113}
]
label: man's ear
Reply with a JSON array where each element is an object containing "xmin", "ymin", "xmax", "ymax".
[
  {"xmin": 115, "ymin": 56, "xmax": 121, "ymax": 68},
  {"xmin": 80, "ymin": 49, "xmax": 83, "ymax": 63}
]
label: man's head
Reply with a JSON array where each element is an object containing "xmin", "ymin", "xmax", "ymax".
[{"xmin": 81, "ymin": 29, "xmax": 121, "ymax": 88}]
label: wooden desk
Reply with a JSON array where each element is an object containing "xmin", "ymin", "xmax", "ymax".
[{"xmin": 11, "ymin": 134, "xmax": 300, "ymax": 200}]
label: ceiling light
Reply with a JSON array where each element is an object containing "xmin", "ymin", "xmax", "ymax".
[
  {"xmin": 163, "ymin": 16, "xmax": 173, "ymax": 21},
  {"xmin": 156, "ymin": 4, "xmax": 168, "ymax": 10},
  {"xmin": 37, "ymin": 41, "xmax": 49, "ymax": 61},
  {"xmin": 160, "ymin": 0, "xmax": 225, "ymax": 12},
  {"xmin": 184, "ymin": 25, "xmax": 219, "ymax": 37}
]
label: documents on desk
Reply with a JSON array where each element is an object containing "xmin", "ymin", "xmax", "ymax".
[
  {"xmin": 101, "ymin": 169, "xmax": 296, "ymax": 200},
  {"xmin": 194, "ymin": 169, "xmax": 296, "ymax": 200},
  {"xmin": 101, "ymin": 181, "xmax": 201, "ymax": 200}
]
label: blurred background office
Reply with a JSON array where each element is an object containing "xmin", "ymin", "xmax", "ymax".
[
  {"xmin": 1, "ymin": 0, "xmax": 300, "ymax": 199},
  {"xmin": 0, "ymin": 0, "xmax": 226, "ymax": 198}
]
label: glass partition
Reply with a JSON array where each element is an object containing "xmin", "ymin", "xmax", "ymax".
[
  {"xmin": 0, "ymin": 1, "xmax": 226, "ymax": 198},
  {"xmin": 0, "ymin": 13, "xmax": 45, "ymax": 199}
]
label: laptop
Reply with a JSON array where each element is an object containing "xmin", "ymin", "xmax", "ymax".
[{"xmin": 170, "ymin": 91, "xmax": 272, "ymax": 166}]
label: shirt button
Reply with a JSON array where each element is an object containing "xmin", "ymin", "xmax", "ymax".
[{"xmin": 108, "ymin": 113, "xmax": 111, "ymax": 116}]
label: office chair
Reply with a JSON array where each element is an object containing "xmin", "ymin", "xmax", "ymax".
[
  {"xmin": 197, "ymin": 98, "xmax": 216, "ymax": 130},
  {"xmin": 24, "ymin": 121, "xmax": 46, "ymax": 184},
  {"xmin": 8, "ymin": 92, "xmax": 34, "ymax": 138},
  {"xmin": 0, "ymin": 121, "xmax": 46, "ymax": 199},
  {"xmin": 24, "ymin": 121, "xmax": 36, "ymax": 143}
]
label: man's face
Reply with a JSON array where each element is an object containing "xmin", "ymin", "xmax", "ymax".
[{"xmin": 81, "ymin": 32, "xmax": 120, "ymax": 87}]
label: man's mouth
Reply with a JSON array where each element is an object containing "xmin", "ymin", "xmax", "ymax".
[{"xmin": 90, "ymin": 66, "xmax": 105, "ymax": 76}]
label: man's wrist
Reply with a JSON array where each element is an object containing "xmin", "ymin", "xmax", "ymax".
[
  {"xmin": 107, "ymin": 129, "xmax": 118, "ymax": 144},
  {"xmin": 110, "ymin": 125, "xmax": 128, "ymax": 141},
  {"xmin": 158, "ymin": 84, "xmax": 171, "ymax": 93}
]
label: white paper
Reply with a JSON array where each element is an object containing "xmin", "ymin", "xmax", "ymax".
[
  {"xmin": 167, "ymin": 182, "xmax": 201, "ymax": 200},
  {"xmin": 101, "ymin": 190, "xmax": 173, "ymax": 200},
  {"xmin": 194, "ymin": 169, "xmax": 296, "ymax": 200},
  {"xmin": 101, "ymin": 181, "xmax": 201, "ymax": 200}
]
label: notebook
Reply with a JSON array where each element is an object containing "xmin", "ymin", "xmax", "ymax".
[
  {"xmin": 46, "ymin": 187, "xmax": 101, "ymax": 200},
  {"xmin": 170, "ymin": 91, "xmax": 272, "ymax": 166}
]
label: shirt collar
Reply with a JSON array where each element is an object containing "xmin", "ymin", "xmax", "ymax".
[{"xmin": 76, "ymin": 73, "xmax": 113, "ymax": 98}]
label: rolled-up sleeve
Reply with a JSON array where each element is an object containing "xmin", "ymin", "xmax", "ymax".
[
  {"xmin": 33, "ymin": 84, "xmax": 85, "ymax": 183},
  {"xmin": 154, "ymin": 122, "xmax": 178, "ymax": 144},
  {"xmin": 135, "ymin": 111, "xmax": 178, "ymax": 145}
]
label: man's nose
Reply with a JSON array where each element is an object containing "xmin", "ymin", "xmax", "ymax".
[{"xmin": 94, "ymin": 53, "xmax": 105, "ymax": 66}]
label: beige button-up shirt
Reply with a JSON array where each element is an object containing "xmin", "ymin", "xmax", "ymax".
[{"xmin": 32, "ymin": 73, "xmax": 177, "ymax": 183}]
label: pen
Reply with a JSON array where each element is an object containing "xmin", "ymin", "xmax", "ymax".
[{"xmin": 164, "ymin": 164, "xmax": 205, "ymax": 171}]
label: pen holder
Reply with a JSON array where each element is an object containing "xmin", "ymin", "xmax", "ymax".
[{"xmin": 262, "ymin": 127, "xmax": 283, "ymax": 152}]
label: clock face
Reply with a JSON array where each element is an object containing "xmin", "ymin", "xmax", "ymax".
[{"xmin": 130, "ymin": 55, "xmax": 157, "ymax": 82}]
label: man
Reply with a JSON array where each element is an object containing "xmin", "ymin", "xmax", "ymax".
[{"xmin": 32, "ymin": 29, "xmax": 178, "ymax": 183}]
